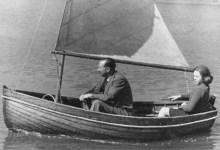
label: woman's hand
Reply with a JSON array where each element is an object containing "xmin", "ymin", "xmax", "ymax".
[{"xmin": 168, "ymin": 95, "xmax": 181, "ymax": 101}]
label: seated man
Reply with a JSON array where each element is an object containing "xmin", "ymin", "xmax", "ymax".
[{"xmin": 79, "ymin": 58, "xmax": 133, "ymax": 116}]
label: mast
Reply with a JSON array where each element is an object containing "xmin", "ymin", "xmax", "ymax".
[{"xmin": 55, "ymin": 53, "xmax": 65, "ymax": 103}]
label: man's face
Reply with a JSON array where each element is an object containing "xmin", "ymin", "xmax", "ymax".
[{"xmin": 97, "ymin": 60, "xmax": 109, "ymax": 77}]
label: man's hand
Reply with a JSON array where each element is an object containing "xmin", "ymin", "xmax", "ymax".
[
  {"xmin": 79, "ymin": 94, "xmax": 93, "ymax": 101},
  {"xmin": 79, "ymin": 95, "xmax": 85, "ymax": 101}
]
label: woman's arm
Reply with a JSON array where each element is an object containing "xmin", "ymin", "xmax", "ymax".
[{"xmin": 181, "ymin": 88, "xmax": 201, "ymax": 112}]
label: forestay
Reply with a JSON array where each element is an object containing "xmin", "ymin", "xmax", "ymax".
[{"xmin": 54, "ymin": 0, "xmax": 192, "ymax": 71}]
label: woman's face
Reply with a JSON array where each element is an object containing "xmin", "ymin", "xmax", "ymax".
[{"xmin": 193, "ymin": 70, "xmax": 203, "ymax": 86}]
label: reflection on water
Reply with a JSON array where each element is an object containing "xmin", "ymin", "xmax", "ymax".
[{"xmin": 1, "ymin": 129, "xmax": 218, "ymax": 150}]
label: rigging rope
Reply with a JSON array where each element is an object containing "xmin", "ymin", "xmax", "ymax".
[
  {"xmin": 184, "ymin": 68, "xmax": 190, "ymax": 93},
  {"xmin": 15, "ymin": 0, "xmax": 48, "ymax": 90}
]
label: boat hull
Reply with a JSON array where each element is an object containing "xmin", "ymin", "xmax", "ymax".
[{"xmin": 2, "ymin": 87, "xmax": 218, "ymax": 141}]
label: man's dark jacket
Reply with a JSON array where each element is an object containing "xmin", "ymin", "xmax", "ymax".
[{"xmin": 86, "ymin": 71, "xmax": 133, "ymax": 109}]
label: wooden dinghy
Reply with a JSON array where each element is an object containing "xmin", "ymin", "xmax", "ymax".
[{"xmin": 2, "ymin": 86, "xmax": 217, "ymax": 141}]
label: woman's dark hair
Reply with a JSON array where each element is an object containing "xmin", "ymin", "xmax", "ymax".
[
  {"xmin": 194, "ymin": 65, "xmax": 213, "ymax": 85},
  {"xmin": 102, "ymin": 58, "xmax": 116, "ymax": 71}
]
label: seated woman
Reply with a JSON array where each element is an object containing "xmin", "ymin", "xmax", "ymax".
[{"xmin": 158, "ymin": 65, "xmax": 214, "ymax": 117}]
